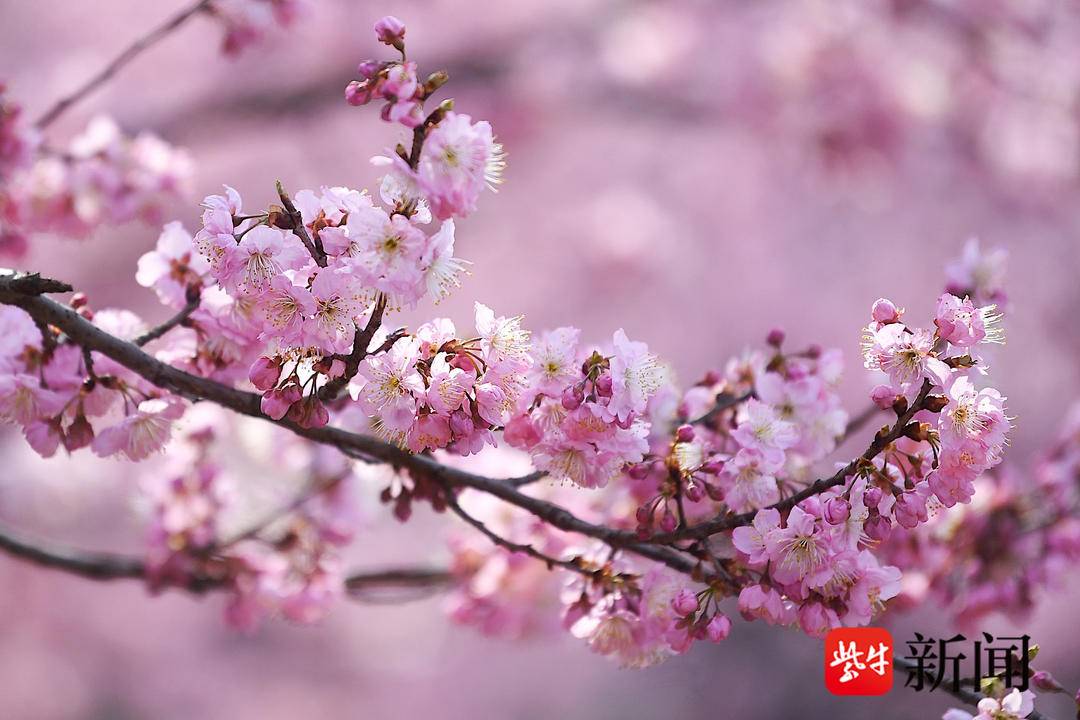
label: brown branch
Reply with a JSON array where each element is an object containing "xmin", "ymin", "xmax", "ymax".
[
  {"xmin": 840, "ymin": 402, "xmax": 883, "ymax": 444},
  {"xmin": 893, "ymin": 656, "xmax": 1053, "ymax": 720},
  {"xmin": 34, "ymin": 0, "xmax": 213, "ymax": 129},
  {"xmin": 318, "ymin": 293, "xmax": 389, "ymax": 401},
  {"xmin": 443, "ymin": 488, "xmax": 584, "ymax": 573},
  {"xmin": 690, "ymin": 391, "xmax": 752, "ymax": 426},
  {"xmin": 0, "ymin": 520, "xmax": 453, "ymax": 603},
  {"xmin": 275, "ymin": 181, "xmax": 327, "ymax": 267},
  {"xmin": 134, "ymin": 287, "xmax": 200, "ymax": 346}
]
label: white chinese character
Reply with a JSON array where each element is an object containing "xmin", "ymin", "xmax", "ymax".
[
  {"xmin": 866, "ymin": 642, "xmax": 890, "ymax": 676},
  {"xmin": 830, "ymin": 641, "xmax": 866, "ymax": 683}
]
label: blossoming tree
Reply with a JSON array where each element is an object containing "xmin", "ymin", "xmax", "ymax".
[{"xmin": 0, "ymin": 7, "xmax": 1078, "ymax": 719}]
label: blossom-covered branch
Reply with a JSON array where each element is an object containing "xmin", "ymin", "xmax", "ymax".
[
  {"xmin": 2, "ymin": 16, "xmax": 1076, "ymax": 714},
  {"xmin": 0, "ymin": 519, "xmax": 452, "ymax": 600}
]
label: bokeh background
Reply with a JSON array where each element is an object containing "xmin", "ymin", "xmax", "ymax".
[{"xmin": 2, "ymin": 1, "xmax": 1079, "ymax": 717}]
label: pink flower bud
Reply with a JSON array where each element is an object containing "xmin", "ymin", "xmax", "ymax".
[
  {"xmin": 700, "ymin": 459, "xmax": 724, "ymax": 475},
  {"xmin": 248, "ymin": 356, "xmax": 281, "ymax": 392},
  {"xmin": 871, "ymin": 298, "xmax": 901, "ymax": 324},
  {"xmin": 635, "ymin": 505, "xmax": 653, "ymax": 526},
  {"xmin": 766, "ymin": 328, "xmax": 785, "ymax": 347},
  {"xmin": 870, "ymin": 384, "xmax": 898, "ymax": 410},
  {"xmin": 671, "ymin": 588, "xmax": 699, "ymax": 616},
  {"xmin": 261, "ymin": 385, "xmax": 302, "ymax": 421},
  {"xmin": 705, "ymin": 614, "xmax": 732, "ymax": 642},
  {"xmin": 675, "ymin": 424, "xmax": 695, "ymax": 443},
  {"xmin": 684, "ymin": 482, "xmax": 705, "ymax": 503},
  {"xmin": 345, "ymin": 80, "xmax": 374, "ymax": 106},
  {"xmin": 864, "ymin": 514, "xmax": 892, "ymax": 542},
  {"xmin": 1031, "ymin": 671, "xmax": 1064, "ymax": 693},
  {"xmin": 824, "ymin": 497, "xmax": 850, "ymax": 525},
  {"xmin": 373, "ymin": 15, "xmax": 406, "ymax": 45},
  {"xmin": 659, "ymin": 509, "xmax": 677, "ymax": 533},
  {"xmin": 593, "ymin": 373, "xmax": 613, "ymax": 398},
  {"xmin": 357, "ymin": 60, "xmax": 381, "ymax": 79},
  {"xmin": 561, "ymin": 385, "xmax": 583, "ymax": 411},
  {"xmin": 287, "ymin": 397, "xmax": 329, "ymax": 429},
  {"xmin": 702, "ymin": 369, "xmax": 721, "ymax": 386},
  {"xmin": 863, "ymin": 486, "xmax": 883, "ymax": 509},
  {"xmin": 627, "ymin": 463, "xmax": 651, "ymax": 480}
]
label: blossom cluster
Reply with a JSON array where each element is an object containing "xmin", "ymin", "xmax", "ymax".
[
  {"xmin": 885, "ymin": 400, "xmax": 1080, "ymax": 630},
  {"xmin": 0, "ymin": 97, "xmax": 192, "ymax": 257},
  {"xmin": 138, "ymin": 404, "xmax": 360, "ymax": 629},
  {"xmin": 210, "ymin": 0, "xmax": 306, "ymax": 56}
]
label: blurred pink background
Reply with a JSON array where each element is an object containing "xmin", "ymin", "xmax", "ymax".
[{"xmin": 1, "ymin": 1, "xmax": 1079, "ymax": 717}]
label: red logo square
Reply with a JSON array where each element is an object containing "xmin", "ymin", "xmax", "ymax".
[{"xmin": 824, "ymin": 627, "xmax": 894, "ymax": 696}]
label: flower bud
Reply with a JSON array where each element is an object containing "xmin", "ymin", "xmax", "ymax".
[
  {"xmin": 248, "ymin": 356, "xmax": 281, "ymax": 392},
  {"xmin": 700, "ymin": 459, "xmax": 724, "ymax": 475},
  {"xmin": 1031, "ymin": 670, "xmax": 1064, "ymax": 693},
  {"xmin": 287, "ymin": 396, "xmax": 330, "ymax": 429},
  {"xmin": 260, "ymin": 385, "xmax": 302, "ymax": 421},
  {"xmin": 863, "ymin": 487, "xmax": 883, "ymax": 509},
  {"xmin": 671, "ymin": 589, "xmax": 699, "ymax": 616},
  {"xmin": 593, "ymin": 373, "xmax": 613, "ymax": 398},
  {"xmin": 864, "ymin": 514, "xmax": 892, "ymax": 542},
  {"xmin": 627, "ymin": 462, "xmax": 651, "ymax": 480},
  {"xmin": 561, "ymin": 385, "xmax": 584, "ymax": 411},
  {"xmin": 345, "ymin": 80, "xmax": 374, "ymax": 107},
  {"xmin": 675, "ymin": 424, "xmax": 695, "ymax": 443},
  {"xmin": 766, "ymin": 328, "xmax": 785, "ymax": 347},
  {"xmin": 684, "ymin": 482, "xmax": 705, "ymax": 503},
  {"xmin": 824, "ymin": 497, "xmax": 850, "ymax": 525},
  {"xmin": 705, "ymin": 614, "xmax": 732, "ymax": 642},
  {"xmin": 659, "ymin": 509, "xmax": 677, "ymax": 533},
  {"xmin": 374, "ymin": 15, "xmax": 406, "ymax": 46},
  {"xmin": 357, "ymin": 60, "xmax": 381, "ymax": 79},
  {"xmin": 871, "ymin": 298, "xmax": 901, "ymax": 324},
  {"xmin": 870, "ymin": 384, "xmax": 898, "ymax": 410}
]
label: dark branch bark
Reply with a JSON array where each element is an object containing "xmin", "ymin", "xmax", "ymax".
[
  {"xmin": 0, "ymin": 520, "xmax": 452, "ymax": 602},
  {"xmin": 134, "ymin": 289, "xmax": 200, "ymax": 346}
]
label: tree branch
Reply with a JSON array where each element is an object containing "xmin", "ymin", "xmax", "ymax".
[
  {"xmin": 34, "ymin": 0, "xmax": 213, "ymax": 129},
  {"xmin": 0, "ymin": 273, "xmax": 921, "ymax": 587},
  {"xmin": 0, "ymin": 520, "xmax": 453, "ymax": 603},
  {"xmin": 134, "ymin": 288, "xmax": 200, "ymax": 346},
  {"xmin": 318, "ymin": 293, "xmax": 389, "ymax": 401}
]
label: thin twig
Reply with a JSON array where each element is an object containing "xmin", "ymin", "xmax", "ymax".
[
  {"xmin": 35, "ymin": 0, "xmax": 213, "ymax": 129},
  {"xmin": 690, "ymin": 391, "xmax": 752, "ymax": 426},
  {"xmin": 276, "ymin": 181, "xmax": 327, "ymax": 267},
  {"xmin": 443, "ymin": 488, "xmax": 584, "ymax": 573},
  {"xmin": 134, "ymin": 289, "xmax": 200, "ymax": 347}
]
